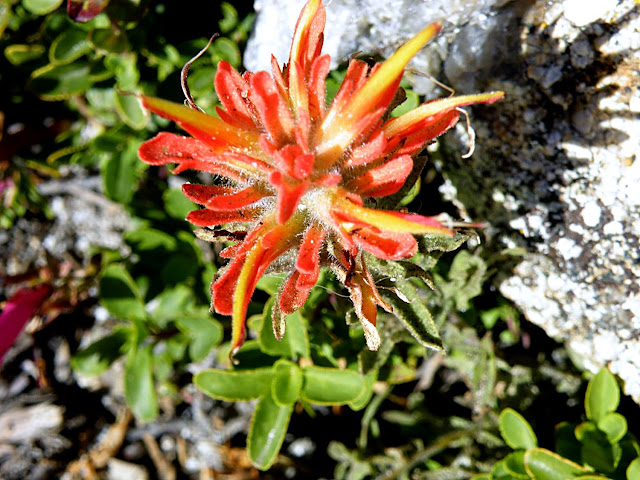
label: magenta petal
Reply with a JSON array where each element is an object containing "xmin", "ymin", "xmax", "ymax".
[
  {"xmin": 0, "ymin": 285, "xmax": 52, "ymax": 364},
  {"xmin": 67, "ymin": 0, "xmax": 109, "ymax": 22}
]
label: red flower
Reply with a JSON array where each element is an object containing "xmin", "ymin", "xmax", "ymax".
[{"xmin": 138, "ymin": 0, "xmax": 503, "ymax": 357}]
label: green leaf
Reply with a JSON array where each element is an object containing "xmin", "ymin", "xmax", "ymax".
[
  {"xmin": 440, "ymin": 250, "xmax": 487, "ymax": 310},
  {"xmin": 397, "ymin": 175, "xmax": 421, "ymax": 207},
  {"xmin": 419, "ymin": 231, "xmax": 471, "ymax": 253},
  {"xmin": 29, "ymin": 62, "xmax": 94, "ymax": 100},
  {"xmin": 598, "ymin": 413, "xmax": 627, "ymax": 444},
  {"xmin": 576, "ymin": 422, "xmax": 621, "ymax": 473},
  {"xmin": 160, "ymin": 236, "xmax": 200, "ymax": 284},
  {"xmin": 0, "ymin": 1, "xmax": 12, "ymax": 37},
  {"xmin": 218, "ymin": 2, "xmax": 238, "ymax": 32},
  {"xmin": 255, "ymin": 274, "xmax": 284, "ymax": 295},
  {"xmin": 100, "ymin": 264, "xmax": 146, "ymax": 321},
  {"xmin": 102, "ymin": 139, "xmax": 142, "ymax": 204},
  {"xmin": 627, "ymin": 458, "xmax": 640, "ymax": 480},
  {"xmin": 149, "ymin": 285, "xmax": 193, "ymax": 328},
  {"xmin": 49, "ymin": 29, "xmax": 90, "ymax": 64},
  {"xmin": 381, "ymin": 280, "xmax": 443, "ymax": 351},
  {"xmin": 366, "ymin": 254, "xmax": 435, "ymax": 286},
  {"xmin": 4, "ymin": 44, "xmax": 45, "ymax": 65},
  {"xmin": 22, "ymin": 0, "xmax": 63, "ymax": 15},
  {"xmin": 499, "ymin": 408, "xmax": 538, "ymax": 450},
  {"xmin": 258, "ymin": 300, "xmax": 309, "ymax": 358},
  {"xmin": 125, "ymin": 345, "xmax": 158, "ymax": 422},
  {"xmin": 176, "ymin": 315, "xmax": 222, "ymax": 361},
  {"xmin": 504, "ymin": 451, "xmax": 529, "ymax": 479},
  {"xmin": 348, "ymin": 370, "xmax": 377, "ymax": 411},
  {"xmin": 194, "ymin": 368, "xmax": 273, "ymax": 401},
  {"xmin": 555, "ymin": 421, "xmax": 582, "ymax": 464},
  {"xmin": 125, "ymin": 228, "xmax": 177, "ymax": 252},
  {"xmin": 104, "ymin": 53, "xmax": 139, "ymax": 89},
  {"xmin": 213, "ymin": 37, "xmax": 241, "ymax": 67},
  {"xmin": 384, "ymin": 354, "xmax": 417, "ymax": 384},
  {"xmin": 586, "ymin": 369, "xmax": 619, "ymax": 423},
  {"xmin": 163, "ymin": 188, "xmax": 196, "ymax": 220},
  {"xmin": 247, "ymin": 390, "xmax": 293, "ymax": 470},
  {"xmin": 89, "ymin": 28, "xmax": 129, "ymax": 53},
  {"xmin": 301, "ymin": 366, "xmax": 365, "ymax": 405},
  {"xmin": 231, "ymin": 340, "xmax": 281, "ymax": 368},
  {"xmin": 271, "ymin": 360, "xmax": 302, "ymax": 407},
  {"xmin": 492, "ymin": 460, "xmax": 522, "ymax": 480},
  {"xmin": 524, "ymin": 448, "xmax": 588, "ymax": 480},
  {"xmin": 391, "ymin": 88, "xmax": 420, "ymax": 117},
  {"xmin": 481, "ymin": 301, "xmax": 519, "ymax": 330},
  {"xmin": 115, "ymin": 91, "xmax": 148, "ymax": 130},
  {"xmin": 71, "ymin": 329, "xmax": 129, "ymax": 375}
]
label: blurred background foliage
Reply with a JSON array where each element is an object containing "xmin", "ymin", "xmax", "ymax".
[{"xmin": 1, "ymin": 0, "xmax": 639, "ymax": 478}]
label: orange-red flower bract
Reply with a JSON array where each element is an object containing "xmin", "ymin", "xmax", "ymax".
[{"xmin": 138, "ymin": 0, "xmax": 503, "ymax": 358}]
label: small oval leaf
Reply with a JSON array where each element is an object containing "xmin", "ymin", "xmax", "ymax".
[
  {"xmin": 578, "ymin": 425, "xmax": 621, "ymax": 473},
  {"xmin": 99, "ymin": 264, "xmax": 146, "ymax": 321},
  {"xmin": 348, "ymin": 370, "xmax": 377, "ymax": 411},
  {"xmin": 627, "ymin": 458, "xmax": 640, "ymax": 480},
  {"xmin": 29, "ymin": 62, "xmax": 94, "ymax": 100},
  {"xmin": 194, "ymin": 368, "xmax": 273, "ymax": 401},
  {"xmin": 163, "ymin": 188, "xmax": 196, "ymax": 221},
  {"xmin": 524, "ymin": 448, "xmax": 587, "ymax": 480},
  {"xmin": 4, "ymin": 44, "xmax": 45, "ymax": 65},
  {"xmin": 175, "ymin": 315, "xmax": 223, "ymax": 361},
  {"xmin": 499, "ymin": 408, "xmax": 538, "ymax": 450},
  {"xmin": 301, "ymin": 366, "xmax": 365, "ymax": 405},
  {"xmin": 115, "ymin": 91, "xmax": 148, "ymax": 130},
  {"xmin": 71, "ymin": 329, "xmax": 129, "ymax": 375},
  {"xmin": 598, "ymin": 412, "xmax": 627, "ymax": 444},
  {"xmin": 271, "ymin": 360, "xmax": 302, "ymax": 406},
  {"xmin": 586, "ymin": 369, "xmax": 620, "ymax": 423},
  {"xmin": 504, "ymin": 451, "xmax": 529, "ymax": 479},
  {"xmin": 49, "ymin": 29, "xmax": 90, "ymax": 64},
  {"xmin": 23, "ymin": 0, "xmax": 63, "ymax": 15},
  {"xmin": 247, "ymin": 390, "xmax": 293, "ymax": 470},
  {"xmin": 259, "ymin": 300, "xmax": 309, "ymax": 358},
  {"xmin": 125, "ymin": 345, "xmax": 159, "ymax": 422},
  {"xmin": 491, "ymin": 460, "xmax": 521, "ymax": 480}
]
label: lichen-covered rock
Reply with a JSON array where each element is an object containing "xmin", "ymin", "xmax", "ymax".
[
  {"xmin": 246, "ymin": 0, "xmax": 640, "ymax": 402},
  {"xmin": 245, "ymin": 0, "xmax": 507, "ymax": 95}
]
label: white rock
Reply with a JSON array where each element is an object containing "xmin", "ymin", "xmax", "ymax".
[
  {"xmin": 563, "ymin": 0, "xmax": 618, "ymax": 27},
  {"xmin": 581, "ymin": 201, "xmax": 601, "ymax": 227}
]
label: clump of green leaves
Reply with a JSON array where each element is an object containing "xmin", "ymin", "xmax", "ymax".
[
  {"xmin": 481, "ymin": 368, "xmax": 639, "ymax": 480},
  {"xmin": 195, "ymin": 302, "xmax": 373, "ymax": 470},
  {"xmin": 73, "ymin": 226, "xmax": 223, "ymax": 421}
]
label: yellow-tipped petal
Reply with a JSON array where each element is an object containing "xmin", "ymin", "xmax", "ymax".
[
  {"xmin": 229, "ymin": 217, "xmax": 302, "ymax": 358},
  {"xmin": 288, "ymin": 0, "xmax": 323, "ymax": 117},
  {"xmin": 230, "ymin": 240, "xmax": 266, "ymax": 357},
  {"xmin": 384, "ymin": 91, "xmax": 505, "ymax": 137},
  {"xmin": 316, "ymin": 22, "xmax": 442, "ymax": 163},
  {"xmin": 334, "ymin": 195, "xmax": 453, "ymax": 236},
  {"xmin": 342, "ymin": 22, "xmax": 442, "ymax": 123},
  {"xmin": 141, "ymin": 96, "xmax": 259, "ymax": 150}
]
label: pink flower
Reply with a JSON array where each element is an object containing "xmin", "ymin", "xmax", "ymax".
[{"xmin": 138, "ymin": 0, "xmax": 503, "ymax": 357}]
